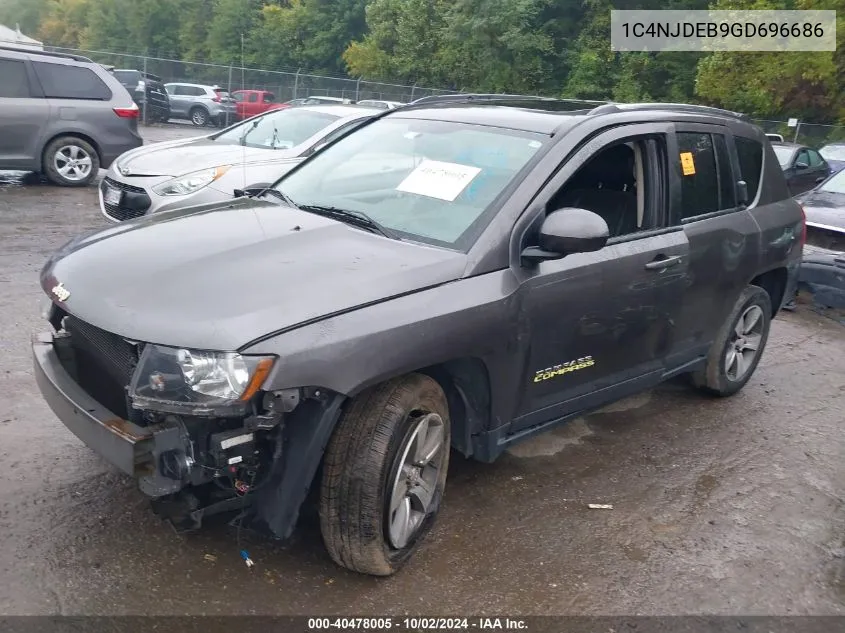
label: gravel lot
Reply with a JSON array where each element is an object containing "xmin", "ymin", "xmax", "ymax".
[{"xmin": 0, "ymin": 124, "xmax": 843, "ymax": 616}]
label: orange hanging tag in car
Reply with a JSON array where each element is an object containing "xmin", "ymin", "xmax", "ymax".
[{"xmin": 680, "ymin": 152, "xmax": 696, "ymax": 176}]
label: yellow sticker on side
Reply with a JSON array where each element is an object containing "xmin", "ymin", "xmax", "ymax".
[{"xmin": 680, "ymin": 151, "xmax": 696, "ymax": 176}]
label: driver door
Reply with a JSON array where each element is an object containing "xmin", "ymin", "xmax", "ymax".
[{"xmin": 509, "ymin": 124, "xmax": 691, "ymax": 433}]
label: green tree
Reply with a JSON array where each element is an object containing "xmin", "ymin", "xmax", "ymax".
[
  {"xmin": 37, "ymin": 0, "xmax": 93, "ymax": 48},
  {"xmin": 0, "ymin": 0, "xmax": 49, "ymax": 36}
]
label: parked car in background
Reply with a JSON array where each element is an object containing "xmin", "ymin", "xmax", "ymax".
[
  {"xmin": 232, "ymin": 89, "xmax": 288, "ymax": 120},
  {"xmin": 794, "ymin": 169, "xmax": 845, "ymax": 308},
  {"xmin": 0, "ymin": 45, "xmax": 141, "ymax": 186},
  {"xmin": 765, "ymin": 133, "xmax": 785, "ymax": 142},
  {"xmin": 99, "ymin": 104, "xmax": 380, "ymax": 220},
  {"xmin": 355, "ymin": 99, "xmax": 404, "ymax": 110},
  {"xmin": 164, "ymin": 82, "xmax": 237, "ymax": 127},
  {"xmin": 284, "ymin": 95, "xmax": 353, "ymax": 107},
  {"xmin": 818, "ymin": 143, "xmax": 845, "ymax": 174},
  {"xmin": 771, "ymin": 142, "xmax": 831, "ymax": 196},
  {"xmin": 112, "ymin": 69, "xmax": 170, "ymax": 123}
]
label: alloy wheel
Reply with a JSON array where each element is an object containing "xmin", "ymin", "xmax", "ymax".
[
  {"xmin": 725, "ymin": 305, "xmax": 765, "ymax": 381},
  {"xmin": 53, "ymin": 145, "xmax": 93, "ymax": 182},
  {"xmin": 386, "ymin": 411, "xmax": 446, "ymax": 549}
]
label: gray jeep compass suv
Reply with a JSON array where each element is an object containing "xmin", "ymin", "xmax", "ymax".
[
  {"xmin": 0, "ymin": 46, "xmax": 143, "ymax": 186},
  {"xmin": 33, "ymin": 96, "xmax": 803, "ymax": 576}
]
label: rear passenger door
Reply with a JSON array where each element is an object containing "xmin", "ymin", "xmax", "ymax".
[
  {"xmin": 0, "ymin": 56, "xmax": 49, "ymax": 169},
  {"xmin": 167, "ymin": 85, "xmax": 189, "ymax": 117},
  {"xmin": 664, "ymin": 125, "xmax": 760, "ymax": 367}
]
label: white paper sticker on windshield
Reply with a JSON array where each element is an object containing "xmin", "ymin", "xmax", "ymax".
[{"xmin": 396, "ymin": 159, "xmax": 482, "ymax": 202}]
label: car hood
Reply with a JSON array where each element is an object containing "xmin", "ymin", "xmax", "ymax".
[
  {"xmin": 797, "ymin": 190, "xmax": 845, "ymax": 232},
  {"xmin": 115, "ymin": 138, "xmax": 301, "ymax": 177},
  {"xmin": 40, "ymin": 200, "xmax": 466, "ymax": 351}
]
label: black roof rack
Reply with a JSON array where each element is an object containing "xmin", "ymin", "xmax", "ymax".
[
  {"xmin": 0, "ymin": 44, "xmax": 94, "ymax": 63},
  {"xmin": 589, "ymin": 102, "xmax": 750, "ymax": 121}
]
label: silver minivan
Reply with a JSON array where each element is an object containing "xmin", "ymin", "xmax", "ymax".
[
  {"xmin": 0, "ymin": 46, "xmax": 142, "ymax": 186},
  {"xmin": 164, "ymin": 82, "xmax": 238, "ymax": 127}
]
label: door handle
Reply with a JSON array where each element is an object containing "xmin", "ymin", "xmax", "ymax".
[{"xmin": 645, "ymin": 255, "xmax": 682, "ymax": 270}]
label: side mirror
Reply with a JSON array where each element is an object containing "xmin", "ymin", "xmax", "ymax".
[
  {"xmin": 521, "ymin": 208, "xmax": 609, "ymax": 266},
  {"xmin": 795, "ymin": 161, "xmax": 809, "ymax": 170},
  {"xmin": 233, "ymin": 182, "xmax": 272, "ymax": 198}
]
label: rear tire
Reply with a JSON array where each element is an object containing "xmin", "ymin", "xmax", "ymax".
[
  {"xmin": 319, "ymin": 373, "xmax": 450, "ymax": 576},
  {"xmin": 189, "ymin": 107, "xmax": 209, "ymax": 126},
  {"xmin": 42, "ymin": 136, "xmax": 99, "ymax": 187},
  {"xmin": 691, "ymin": 285, "xmax": 772, "ymax": 397}
]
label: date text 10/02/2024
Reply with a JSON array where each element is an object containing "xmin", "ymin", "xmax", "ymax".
[{"xmin": 307, "ymin": 617, "xmax": 529, "ymax": 630}]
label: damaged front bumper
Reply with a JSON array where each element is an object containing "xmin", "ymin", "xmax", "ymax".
[
  {"xmin": 33, "ymin": 332, "xmax": 155, "ymax": 476},
  {"xmin": 32, "ymin": 328, "xmax": 345, "ymax": 539}
]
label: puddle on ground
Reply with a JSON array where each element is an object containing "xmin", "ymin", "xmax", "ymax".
[{"xmin": 506, "ymin": 417, "xmax": 594, "ymax": 458}]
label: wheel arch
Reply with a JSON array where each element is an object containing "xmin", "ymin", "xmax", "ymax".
[
  {"xmin": 40, "ymin": 131, "xmax": 103, "ymax": 167},
  {"xmin": 750, "ymin": 266, "xmax": 789, "ymax": 318}
]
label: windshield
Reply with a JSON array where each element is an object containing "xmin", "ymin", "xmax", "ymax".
[
  {"xmin": 819, "ymin": 169, "xmax": 845, "ymax": 194},
  {"xmin": 820, "ymin": 145, "xmax": 845, "ymax": 162},
  {"xmin": 273, "ymin": 117, "xmax": 547, "ymax": 249},
  {"xmin": 772, "ymin": 146, "xmax": 795, "ymax": 168},
  {"xmin": 213, "ymin": 108, "xmax": 341, "ymax": 150}
]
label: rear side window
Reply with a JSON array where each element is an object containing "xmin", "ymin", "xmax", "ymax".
[
  {"xmin": 677, "ymin": 132, "xmax": 735, "ymax": 219},
  {"xmin": 32, "ymin": 62, "xmax": 111, "ymax": 100},
  {"xmin": 734, "ymin": 137, "xmax": 763, "ymax": 203},
  {"xmin": 0, "ymin": 59, "xmax": 31, "ymax": 98},
  {"xmin": 265, "ymin": 93, "xmax": 275, "ymax": 102}
]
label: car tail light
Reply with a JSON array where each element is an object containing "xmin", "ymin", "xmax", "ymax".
[{"xmin": 113, "ymin": 103, "xmax": 140, "ymax": 118}]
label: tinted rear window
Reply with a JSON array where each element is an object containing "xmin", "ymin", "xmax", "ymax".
[
  {"xmin": 113, "ymin": 70, "xmax": 140, "ymax": 84},
  {"xmin": 33, "ymin": 61, "xmax": 111, "ymax": 100},
  {"xmin": 0, "ymin": 59, "xmax": 30, "ymax": 98},
  {"xmin": 735, "ymin": 137, "xmax": 763, "ymax": 203}
]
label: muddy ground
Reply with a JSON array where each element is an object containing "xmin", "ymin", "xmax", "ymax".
[{"xmin": 0, "ymin": 124, "xmax": 843, "ymax": 616}]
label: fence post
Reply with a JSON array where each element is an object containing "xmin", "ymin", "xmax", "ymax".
[
  {"xmin": 294, "ymin": 68, "xmax": 301, "ymax": 99},
  {"xmin": 410, "ymin": 83, "xmax": 417, "ymax": 103},
  {"xmin": 227, "ymin": 64, "xmax": 234, "ymax": 126},
  {"xmin": 356, "ymin": 77, "xmax": 362, "ymax": 102},
  {"xmin": 793, "ymin": 121, "xmax": 801, "ymax": 144},
  {"xmin": 142, "ymin": 54, "xmax": 148, "ymax": 126}
]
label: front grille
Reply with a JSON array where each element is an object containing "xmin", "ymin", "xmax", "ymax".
[
  {"xmin": 102, "ymin": 177, "xmax": 151, "ymax": 222},
  {"xmin": 65, "ymin": 316, "xmax": 142, "ymax": 418}
]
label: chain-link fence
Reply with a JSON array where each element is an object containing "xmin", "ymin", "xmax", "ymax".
[
  {"xmin": 45, "ymin": 46, "xmax": 460, "ymax": 106},
  {"xmin": 43, "ymin": 46, "xmax": 845, "ymax": 145},
  {"xmin": 751, "ymin": 119, "xmax": 845, "ymax": 147}
]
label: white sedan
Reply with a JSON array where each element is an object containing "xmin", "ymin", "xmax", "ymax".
[{"xmin": 98, "ymin": 104, "xmax": 381, "ymax": 222}]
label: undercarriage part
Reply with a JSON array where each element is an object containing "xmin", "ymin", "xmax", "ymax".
[
  {"xmin": 151, "ymin": 487, "xmax": 256, "ymax": 533},
  {"xmin": 139, "ymin": 418, "xmax": 193, "ymax": 497}
]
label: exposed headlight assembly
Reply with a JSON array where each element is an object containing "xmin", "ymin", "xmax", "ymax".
[
  {"xmin": 130, "ymin": 344, "xmax": 275, "ymax": 415},
  {"xmin": 152, "ymin": 165, "xmax": 231, "ymax": 196}
]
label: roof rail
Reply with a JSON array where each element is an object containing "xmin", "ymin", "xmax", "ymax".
[
  {"xmin": 410, "ymin": 93, "xmax": 565, "ymax": 105},
  {"xmin": 0, "ymin": 44, "xmax": 94, "ymax": 63},
  {"xmin": 589, "ymin": 102, "xmax": 749, "ymax": 121}
]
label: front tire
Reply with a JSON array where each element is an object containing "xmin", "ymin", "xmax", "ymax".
[
  {"xmin": 190, "ymin": 107, "xmax": 209, "ymax": 126},
  {"xmin": 692, "ymin": 285, "xmax": 772, "ymax": 397},
  {"xmin": 319, "ymin": 373, "xmax": 450, "ymax": 576},
  {"xmin": 42, "ymin": 136, "xmax": 99, "ymax": 187}
]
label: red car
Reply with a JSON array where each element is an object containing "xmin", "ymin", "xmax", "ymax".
[{"xmin": 232, "ymin": 90, "xmax": 289, "ymax": 120}]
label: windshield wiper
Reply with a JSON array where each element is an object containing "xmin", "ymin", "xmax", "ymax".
[
  {"xmin": 297, "ymin": 204, "xmax": 399, "ymax": 239},
  {"xmin": 256, "ymin": 187, "xmax": 299, "ymax": 208}
]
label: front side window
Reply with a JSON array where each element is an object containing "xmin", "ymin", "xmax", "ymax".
[
  {"xmin": 213, "ymin": 108, "xmax": 340, "ymax": 149},
  {"xmin": 795, "ymin": 149, "xmax": 810, "ymax": 167},
  {"xmin": 32, "ymin": 61, "xmax": 111, "ymax": 100},
  {"xmin": 274, "ymin": 117, "xmax": 547, "ymax": 249},
  {"xmin": 677, "ymin": 132, "xmax": 734, "ymax": 219},
  {"xmin": 808, "ymin": 150, "xmax": 825, "ymax": 167}
]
